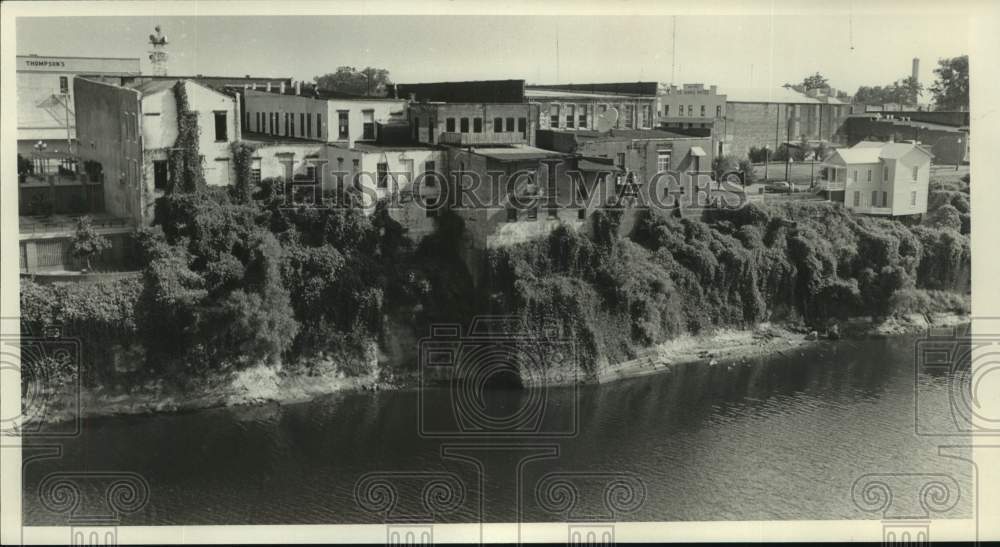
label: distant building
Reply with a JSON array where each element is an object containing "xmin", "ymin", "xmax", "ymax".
[
  {"xmin": 720, "ymin": 86, "xmax": 850, "ymax": 158},
  {"xmin": 16, "ymin": 54, "xmax": 141, "ymax": 156},
  {"xmin": 822, "ymin": 141, "xmax": 932, "ymax": 216},
  {"xmin": 844, "ymin": 112, "xmax": 969, "ymax": 164},
  {"xmin": 407, "ymin": 101, "xmax": 539, "ymax": 147}
]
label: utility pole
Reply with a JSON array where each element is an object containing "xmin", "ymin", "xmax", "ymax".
[{"xmin": 671, "ymin": 16, "xmax": 677, "ymax": 84}]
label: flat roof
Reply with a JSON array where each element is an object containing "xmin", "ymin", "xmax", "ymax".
[
  {"xmin": 469, "ymin": 145, "xmax": 568, "ymax": 162},
  {"xmin": 525, "ymin": 88, "xmax": 650, "ymax": 100},
  {"xmin": 546, "ymin": 128, "xmax": 701, "ymax": 140},
  {"xmin": 244, "ymin": 87, "xmax": 404, "ymax": 102},
  {"xmin": 352, "ymin": 142, "xmax": 442, "ymax": 152},
  {"xmin": 243, "ymin": 132, "xmax": 330, "ymax": 145}
]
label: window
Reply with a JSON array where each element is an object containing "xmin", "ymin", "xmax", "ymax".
[
  {"xmin": 578, "ymin": 106, "xmax": 587, "ymax": 128},
  {"xmin": 425, "ymin": 197, "xmax": 438, "ymax": 218},
  {"xmin": 911, "ymin": 191, "xmax": 917, "ymax": 206},
  {"xmin": 566, "ymin": 105, "xmax": 575, "ymax": 128},
  {"xmin": 518, "ymin": 118, "xmax": 527, "ymax": 134},
  {"xmin": 256, "ymin": 112, "xmax": 261, "ymax": 132},
  {"xmin": 687, "ymin": 105, "xmax": 693, "ymax": 116},
  {"xmin": 871, "ymin": 190, "xmax": 878, "ymax": 206},
  {"xmin": 299, "ymin": 113, "xmax": 305, "ymax": 137},
  {"xmin": 657, "ymin": 148, "xmax": 672, "ymax": 172},
  {"xmin": 153, "ymin": 160, "xmax": 168, "ymax": 190},
  {"xmin": 699, "ymin": 105, "xmax": 705, "ymax": 117},
  {"xmin": 316, "ymin": 113, "xmax": 322, "ymax": 138},
  {"xmin": 616, "ymin": 152, "xmax": 626, "ymax": 170},
  {"xmin": 377, "ymin": 162, "xmax": 390, "ymax": 188},
  {"xmin": 446, "ymin": 117, "xmax": 456, "ymax": 132},
  {"xmin": 882, "ymin": 191, "xmax": 888, "ymax": 207},
  {"xmin": 493, "ymin": 117, "xmax": 503, "ymax": 133},
  {"xmin": 424, "ymin": 161, "xmax": 436, "ymax": 187},
  {"xmin": 550, "ymin": 104, "xmax": 560, "ymax": 128},
  {"xmin": 460, "ymin": 118, "xmax": 470, "ymax": 133},
  {"xmin": 362, "ymin": 110, "xmax": 375, "ymax": 140},
  {"xmin": 59, "ymin": 76, "xmax": 69, "ymax": 94},
  {"xmin": 624, "ymin": 105, "xmax": 634, "ymax": 128},
  {"xmin": 507, "ymin": 208, "xmax": 518, "ymax": 222},
  {"xmin": 214, "ymin": 111, "xmax": 228, "ymax": 141},
  {"xmin": 290, "ymin": 113, "xmax": 295, "ymax": 137},
  {"xmin": 506, "ymin": 117, "xmax": 515, "ymax": 131},
  {"xmin": 716, "ymin": 105, "xmax": 722, "ymax": 117},
  {"xmin": 251, "ymin": 158, "xmax": 261, "ymax": 185},
  {"xmin": 306, "ymin": 113, "xmax": 312, "ymax": 138},
  {"xmin": 598, "ymin": 104, "xmax": 607, "ymax": 114},
  {"xmin": 641, "ymin": 105, "xmax": 651, "ymax": 127},
  {"xmin": 578, "ymin": 209, "xmax": 586, "ymax": 220},
  {"xmin": 853, "ymin": 191, "xmax": 860, "ymax": 206},
  {"xmin": 883, "ymin": 165, "xmax": 889, "ymax": 181},
  {"xmin": 851, "ymin": 170, "xmax": 857, "ymax": 183},
  {"xmin": 664, "ymin": 105, "xmax": 670, "ymax": 116},
  {"xmin": 867, "ymin": 169, "xmax": 872, "ymax": 183},
  {"xmin": 912, "ymin": 166, "xmax": 919, "ymax": 181},
  {"xmin": 246, "ymin": 112, "xmax": 251, "ymax": 130},
  {"xmin": 338, "ymin": 111, "xmax": 349, "ymax": 140},
  {"xmin": 473, "ymin": 118, "xmax": 483, "ymax": 133},
  {"xmin": 284, "ymin": 113, "xmax": 289, "ymax": 136}
]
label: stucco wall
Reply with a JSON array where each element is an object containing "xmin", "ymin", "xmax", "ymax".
[
  {"xmin": 73, "ymin": 78, "xmax": 143, "ymax": 223},
  {"xmin": 409, "ymin": 103, "xmax": 539, "ymax": 146}
]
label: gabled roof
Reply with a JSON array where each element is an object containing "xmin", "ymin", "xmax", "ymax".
[
  {"xmin": 879, "ymin": 142, "xmax": 934, "ymax": 160},
  {"xmin": 129, "ymin": 78, "xmax": 234, "ymax": 99},
  {"xmin": 832, "ymin": 141, "xmax": 934, "ymax": 164}
]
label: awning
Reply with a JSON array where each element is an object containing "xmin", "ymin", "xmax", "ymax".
[
  {"xmin": 577, "ymin": 157, "xmax": 624, "ymax": 173},
  {"xmin": 689, "ymin": 146, "xmax": 707, "ymax": 157}
]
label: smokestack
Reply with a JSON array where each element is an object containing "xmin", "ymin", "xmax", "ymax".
[{"xmin": 912, "ymin": 58, "xmax": 920, "ymax": 82}]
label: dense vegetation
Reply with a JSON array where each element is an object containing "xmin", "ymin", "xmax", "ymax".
[{"xmin": 21, "ymin": 171, "xmax": 970, "ymax": 385}]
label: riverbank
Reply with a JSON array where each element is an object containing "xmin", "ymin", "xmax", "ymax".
[{"xmin": 31, "ymin": 312, "xmax": 969, "ymax": 424}]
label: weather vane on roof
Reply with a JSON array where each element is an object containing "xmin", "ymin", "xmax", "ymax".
[{"xmin": 148, "ymin": 25, "xmax": 169, "ymax": 76}]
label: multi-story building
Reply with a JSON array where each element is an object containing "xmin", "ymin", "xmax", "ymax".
[
  {"xmin": 73, "ymin": 77, "xmax": 242, "ymax": 225},
  {"xmin": 720, "ymin": 86, "xmax": 850, "ymax": 158},
  {"xmin": 657, "ymin": 83, "xmax": 726, "ymax": 133},
  {"xmin": 844, "ymin": 113, "xmax": 968, "ymax": 165},
  {"xmin": 525, "ymin": 83, "xmax": 659, "ymax": 132},
  {"xmin": 822, "ymin": 141, "xmax": 932, "ymax": 216},
  {"xmin": 16, "ymin": 54, "xmax": 141, "ymax": 157},
  {"xmin": 241, "ymin": 83, "xmax": 407, "ymax": 149},
  {"xmin": 406, "ymin": 102, "xmax": 539, "ymax": 147}
]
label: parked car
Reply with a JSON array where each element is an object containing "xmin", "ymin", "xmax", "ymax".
[{"xmin": 766, "ymin": 181, "xmax": 791, "ymax": 193}]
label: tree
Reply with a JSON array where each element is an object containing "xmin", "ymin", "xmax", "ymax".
[
  {"xmin": 71, "ymin": 216, "xmax": 111, "ymax": 271},
  {"xmin": 314, "ymin": 66, "xmax": 392, "ymax": 97},
  {"xmin": 854, "ymin": 76, "xmax": 923, "ymax": 107},
  {"xmin": 929, "ymin": 55, "xmax": 969, "ymax": 111},
  {"xmin": 801, "ymin": 72, "xmax": 829, "ymax": 91}
]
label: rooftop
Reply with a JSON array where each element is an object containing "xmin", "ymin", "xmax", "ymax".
[
  {"xmin": 831, "ymin": 141, "xmax": 934, "ymax": 164},
  {"xmin": 546, "ymin": 128, "xmax": 700, "ymax": 140},
  {"xmin": 243, "ymin": 85, "xmax": 404, "ymax": 102},
  {"xmin": 469, "ymin": 145, "xmax": 568, "ymax": 162},
  {"xmin": 720, "ymin": 86, "xmax": 822, "ymax": 104},
  {"xmin": 525, "ymin": 87, "xmax": 650, "ymax": 100},
  {"xmin": 243, "ymin": 132, "xmax": 331, "ymax": 146}
]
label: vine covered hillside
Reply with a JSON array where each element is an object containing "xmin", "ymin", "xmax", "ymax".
[{"xmin": 484, "ymin": 200, "xmax": 970, "ymax": 374}]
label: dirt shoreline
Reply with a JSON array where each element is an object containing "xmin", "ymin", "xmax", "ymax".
[{"xmin": 34, "ymin": 313, "xmax": 969, "ymax": 424}]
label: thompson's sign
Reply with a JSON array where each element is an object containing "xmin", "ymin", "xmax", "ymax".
[{"xmin": 16, "ymin": 56, "xmax": 141, "ymax": 74}]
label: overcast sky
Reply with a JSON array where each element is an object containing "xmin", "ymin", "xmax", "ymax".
[{"xmin": 16, "ymin": 15, "xmax": 969, "ymax": 93}]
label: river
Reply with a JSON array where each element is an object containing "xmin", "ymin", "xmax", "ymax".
[{"xmin": 23, "ymin": 331, "xmax": 973, "ymax": 524}]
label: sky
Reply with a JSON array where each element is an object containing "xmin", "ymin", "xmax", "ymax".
[{"xmin": 16, "ymin": 14, "xmax": 970, "ymax": 94}]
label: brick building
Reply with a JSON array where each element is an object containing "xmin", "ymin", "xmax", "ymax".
[
  {"xmin": 720, "ymin": 86, "xmax": 850, "ymax": 158},
  {"xmin": 525, "ymin": 83, "xmax": 659, "ymax": 132},
  {"xmin": 844, "ymin": 114, "xmax": 968, "ymax": 165}
]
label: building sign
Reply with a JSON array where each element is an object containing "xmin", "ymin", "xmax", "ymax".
[{"xmin": 16, "ymin": 55, "xmax": 141, "ymax": 75}]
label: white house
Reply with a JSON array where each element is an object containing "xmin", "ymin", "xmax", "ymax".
[
  {"xmin": 823, "ymin": 141, "xmax": 932, "ymax": 216},
  {"xmin": 135, "ymin": 79, "xmax": 241, "ymax": 194}
]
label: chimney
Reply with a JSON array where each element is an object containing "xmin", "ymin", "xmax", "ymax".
[
  {"xmin": 280, "ymin": 81, "xmax": 286, "ymax": 94},
  {"xmin": 912, "ymin": 58, "xmax": 920, "ymax": 82},
  {"xmin": 266, "ymin": 82, "xmax": 272, "ymax": 92},
  {"xmin": 295, "ymin": 81, "xmax": 301, "ymax": 95}
]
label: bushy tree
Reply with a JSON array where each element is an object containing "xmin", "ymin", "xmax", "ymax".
[
  {"xmin": 314, "ymin": 66, "xmax": 392, "ymax": 97},
  {"xmin": 930, "ymin": 55, "xmax": 969, "ymax": 111},
  {"xmin": 70, "ymin": 215, "xmax": 110, "ymax": 271}
]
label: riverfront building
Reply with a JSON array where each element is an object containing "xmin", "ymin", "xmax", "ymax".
[{"xmin": 822, "ymin": 140, "xmax": 932, "ymax": 217}]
